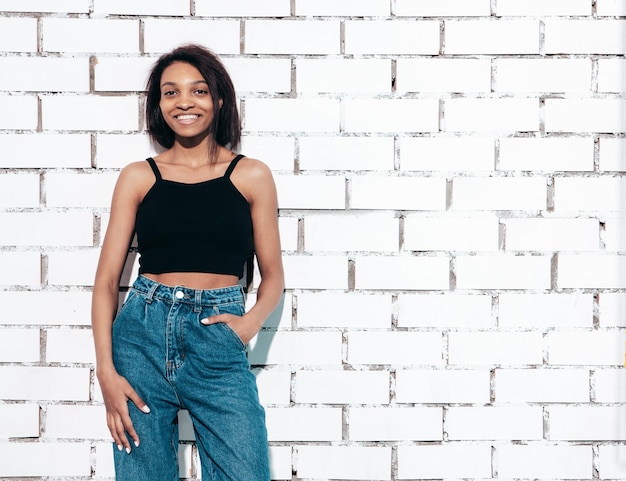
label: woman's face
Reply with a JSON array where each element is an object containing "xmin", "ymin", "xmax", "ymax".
[{"xmin": 159, "ymin": 61, "xmax": 220, "ymax": 142}]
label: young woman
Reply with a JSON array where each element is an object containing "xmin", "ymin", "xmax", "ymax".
[{"xmin": 91, "ymin": 44, "xmax": 284, "ymax": 481}]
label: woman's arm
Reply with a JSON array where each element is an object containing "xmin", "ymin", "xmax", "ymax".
[
  {"xmin": 203, "ymin": 158, "xmax": 285, "ymax": 342},
  {"xmin": 92, "ymin": 162, "xmax": 151, "ymax": 453}
]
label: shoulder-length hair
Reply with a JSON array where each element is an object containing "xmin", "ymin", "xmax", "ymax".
[{"xmin": 145, "ymin": 44, "xmax": 240, "ymax": 162}]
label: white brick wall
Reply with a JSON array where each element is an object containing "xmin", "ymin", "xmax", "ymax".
[{"xmin": 1, "ymin": 2, "xmax": 624, "ymax": 480}]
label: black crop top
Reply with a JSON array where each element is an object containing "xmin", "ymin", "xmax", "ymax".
[{"xmin": 135, "ymin": 154, "xmax": 254, "ymax": 278}]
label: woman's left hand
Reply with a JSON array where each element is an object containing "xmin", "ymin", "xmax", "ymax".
[{"xmin": 200, "ymin": 313, "xmax": 260, "ymax": 345}]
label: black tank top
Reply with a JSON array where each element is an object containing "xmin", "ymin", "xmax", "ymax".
[{"xmin": 135, "ymin": 154, "xmax": 254, "ymax": 278}]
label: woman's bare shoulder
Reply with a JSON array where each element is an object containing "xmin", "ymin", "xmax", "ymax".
[{"xmin": 113, "ymin": 159, "xmax": 157, "ymax": 201}]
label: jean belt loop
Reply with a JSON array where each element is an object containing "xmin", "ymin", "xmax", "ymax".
[
  {"xmin": 194, "ymin": 289, "xmax": 202, "ymax": 313},
  {"xmin": 145, "ymin": 281, "xmax": 159, "ymax": 304}
]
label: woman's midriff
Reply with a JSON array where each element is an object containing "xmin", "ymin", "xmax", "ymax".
[{"xmin": 143, "ymin": 272, "xmax": 240, "ymax": 290}]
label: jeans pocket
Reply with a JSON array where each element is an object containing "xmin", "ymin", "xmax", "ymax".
[{"xmin": 218, "ymin": 322, "xmax": 246, "ymax": 350}]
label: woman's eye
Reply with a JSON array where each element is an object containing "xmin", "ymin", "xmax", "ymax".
[
  {"xmin": 195, "ymin": 89, "xmax": 208, "ymax": 95},
  {"xmin": 162, "ymin": 90, "xmax": 177, "ymax": 96}
]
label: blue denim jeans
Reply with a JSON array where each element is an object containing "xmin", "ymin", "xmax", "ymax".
[{"xmin": 111, "ymin": 275, "xmax": 269, "ymax": 481}]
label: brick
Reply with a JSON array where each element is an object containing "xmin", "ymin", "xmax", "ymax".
[
  {"xmin": 445, "ymin": 20, "xmax": 539, "ymax": 54},
  {"xmin": 240, "ymin": 136, "xmax": 295, "ymax": 171},
  {"xmin": 547, "ymin": 330, "xmax": 625, "ymax": 366},
  {"xmin": 42, "ymin": 95, "xmax": 139, "ymax": 132},
  {"xmin": 599, "ymin": 138, "xmax": 626, "ymax": 171},
  {"xmin": 1, "ymin": 0, "xmax": 89, "ymax": 13},
  {"xmin": 445, "ymin": 98, "xmax": 539, "ymax": 132},
  {"xmin": 349, "ymin": 407, "xmax": 442, "ymax": 441},
  {"xmin": 452, "ymin": 177, "xmax": 546, "ymax": 211},
  {"xmin": 396, "ymin": 0, "xmax": 490, "ymax": 16},
  {"xmin": 449, "ymin": 331, "xmax": 544, "ymax": 366},
  {"xmin": 597, "ymin": 0, "xmax": 626, "ymax": 15},
  {"xmin": 47, "ymin": 250, "xmax": 100, "ymax": 286},
  {"xmin": 351, "ymin": 176, "xmax": 446, "ymax": 210},
  {"xmin": 295, "ymin": 370, "xmax": 389, "ymax": 404},
  {"xmin": 299, "ymin": 136, "xmax": 395, "ymax": 171},
  {"xmin": 0, "ymin": 17, "xmax": 37, "ymax": 52},
  {"xmin": 545, "ymin": 99, "xmax": 626, "ymax": 133},
  {"xmin": 599, "ymin": 445, "xmax": 626, "ymax": 479},
  {"xmin": 397, "ymin": 58, "xmax": 491, "ymax": 93},
  {"xmin": 47, "ymin": 171, "xmax": 118, "ymax": 208},
  {"xmin": 498, "ymin": 445, "xmax": 592, "ymax": 479},
  {"xmin": 505, "ymin": 218, "xmax": 599, "ymax": 251},
  {"xmin": 595, "ymin": 369, "xmax": 626, "ymax": 402},
  {"xmin": 404, "ymin": 215, "xmax": 499, "ymax": 252},
  {"xmin": 457, "ymin": 255, "xmax": 551, "ymax": 290},
  {"xmin": 223, "ymin": 58, "xmax": 291, "ymax": 93},
  {"xmin": 282, "ymin": 255, "xmax": 347, "ymax": 289},
  {"xmin": 0, "ymin": 57, "xmax": 89, "ymax": 92},
  {"xmin": 345, "ymin": 20, "xmax": 440, "ymax": 55},
  {"xmin": 549, "ymin": 406, "xmax": 626, "ymax": 440},
  {"xmin": 96, "ymin": 134, "xmax": 158, "ymax": 168},
  {"xmin": 197, "ymin": 0, "xmax": 290, "ymax": 16},
  {"xmin": 304, "ymin": 213, "xmax": 398, "ymax": 252},
  {"xmin": 355, "ymin": 255, "xmax": 450, "ymax": 290},
  {"xmin": 400, "ymin": 136, "xmax": 495, "ymax": 172},
  {"xmin": 0, "ymin": 404, "xmax": 39, "ymax": 438},
  {"xmin": 0, "ymin": 252, "xmax": 41, "ymax": 286},
  {"xmin": 245, "ymin": 20, "xmax": 340, "ymax": 54},
  {"xmin": 495, "ymin": 368, "xmax": 590, "ymax": 402},
  {"xmin": 46, "ymin": 405, "xmax": 110, "ymax": 440},
  {"xmin": 255, "ymin": 369, "xmax": 291, "ymax": 405},
  {"xmin": 0, "ymin": 367, "xmax": 89, "ymax": 401},
  {"xmin": 554, "ymin": 177, "xmax": 624, "ymax": 212},
  {"xmin": 278, "ymin": 217, "xmax": 298, "ymax": 252},
  {"xmin": 348, "ymin": 331, "xmax": 444, "ymax": 366},
  {"xmin": 447, "ymin": 406, "xmax": 543, "ymax": 440},
  {"xmin": 246, "ymin": 292, "xmax": 292, "ymax": 329},
  {"xmin": 266, "ymin": 407, "xmax": 342, "ymax": 441},
  {"xmin": 496, "ymin": 58, "xmax": 591, "ymax": 93},
  {"xmin": 397, "ymin": 294, "xmax": 492, "ymax": 328},
  {"xmin": 0, "ymin": 291, "xmax": 92, "ymax": 326},
  {"xmin": 499, "ymin": 293, "xmax": 593, "ymax": 328},
  {"xmin": 0, "ymin": 212, "xmax": 93, "ymax": 247},
  {"xmin": 247, "ymin": 331, "xmax": 342, "ymax": 365},
  {"xmin": 0, "ymin": 133, "xmax": 91, "ymax": 168},
  {"xmin": 93, "ymin": 0, "xmax": 190, "ymax": 15},
  {"xmin": 396, "ymin": 369, "xmax": 491, "ymax": 404},
  {"xmin": 345, "ymin": 99, "xmax": 439, "ymax": 133},
  {"xmin": 597, "ymin": 59, "xmax": 626, "ymax": 93},
  {"xmin": 558, "ymin": 254, "xmax": 626, "ymax": 289},
  {"xmin": 0, "ymin": 95, "xmax": 38, "ymax": 130},
  {"xmin": 297, "ymin": 446, "xmax": 391, "ymax": 481},
  {"xmin": 269, "ymin": 446, "xmax": 292, "ymax": 480},
  {"xmin": 0, "ymin": 173, "xmax": 39, "ymax": 208},
  {"xmin": 274, "ymin": 174, "xmax": 344, "ymax": 209},
  {"xmin": 0, "ymin": 442, "xmax": 91, "ymax": 477},
  {"xmin": 0, "ymin": 328, "xmax": 40, "ymax": 362},
  {"xmin": 397, "ymin": 444, "xmax": 492, "ymax": 479},
  {"xmin": 46, "ymin": 328, "xmax": 95, "ymax": 363},
  {"xmin": 496, "ymin": 0, "xmax": 591, "ymax": 15},
  {"xmin": 599, "ymin": 293, "xmax": 626, "ymax": 327},
  {"xmin": 297, "ymin": 292, "xmax": 392, "ymax": 328},
  {"xmin": 143, "ymin": 19, "xmax": 240, "ymax": 55},
  {"xmin": 544, "ymin": 19, "xmax": 626, "ymax": 54},
  {"xmin": 43, "ymin": 18, "xmax": 139, "ymax": 54},
  {"xmin": 296, "ymin": 0, "xmax": 389, "ymax": 16},
  {"xmin": 94, "ymin": 56, "xmax": 155, "ymax": 92},
  {"xmin": 245, "ymin": 99, "xmax": 340, "ymax": 133},
  {"xmin": 296, "ymin": 59, "xmax": 391, "ymax": 93},
  {"xmin": 499, "ymin": 137, "xmax": 594, "ymax": 171}
]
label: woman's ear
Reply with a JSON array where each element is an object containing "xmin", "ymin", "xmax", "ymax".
[{"xmin": 218, "ymin": 99, "xmax": 223, "ymax": 109}]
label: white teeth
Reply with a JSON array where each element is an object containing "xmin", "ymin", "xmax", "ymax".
[{"xmin": 176, "ymin": 114, "xmax": 198, "ymax": 120}]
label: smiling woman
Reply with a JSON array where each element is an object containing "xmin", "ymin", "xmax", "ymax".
[{"xmin": 91, "ymin": 44, "xmax": 284, "ymax": 481}]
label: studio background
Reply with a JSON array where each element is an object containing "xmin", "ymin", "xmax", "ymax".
[{"xmin": 0, "ymin": 0, "xmax": 625, "ymax": 479}]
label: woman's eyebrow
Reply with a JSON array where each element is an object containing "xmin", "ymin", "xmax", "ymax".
[{"xmin": 161, "ymin": 79, "xmax": 208, "ymax": 88}]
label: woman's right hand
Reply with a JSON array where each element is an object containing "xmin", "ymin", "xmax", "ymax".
[{"xmin": 97, "ymin": 369, "xmax": 150, "ymax": 453}]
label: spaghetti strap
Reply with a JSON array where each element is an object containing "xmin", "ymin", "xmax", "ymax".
[
  {"xmin": 224, "ymin": 154, "xmax": 245, "ymax": 179},
  {"xmin": 145, "ymin": 157, "xmax": 162, "ymax": 182}
]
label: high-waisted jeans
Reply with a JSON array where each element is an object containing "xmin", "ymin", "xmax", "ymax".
[{"xmin": 111, "ymin": 275, "xmax": 269, "ymax": 481}]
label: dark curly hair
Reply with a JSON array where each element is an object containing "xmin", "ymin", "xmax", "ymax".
[{"xmin": 145, "ymin": 44, "xmax": 240, "ymax": 162}]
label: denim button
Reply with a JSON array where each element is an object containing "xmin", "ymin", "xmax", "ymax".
[{"xmin": 175, "ymin": 290, "xmax": 184, "ymax": 299}]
